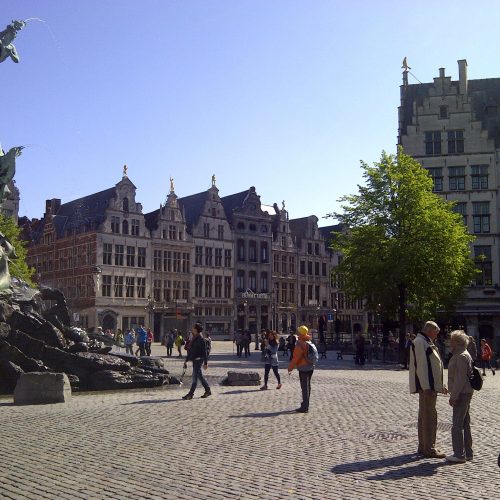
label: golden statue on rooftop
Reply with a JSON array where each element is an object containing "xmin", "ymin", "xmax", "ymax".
[{"xmin": 170, "ymin": 176, "xmax": 175, "ymax": 192}]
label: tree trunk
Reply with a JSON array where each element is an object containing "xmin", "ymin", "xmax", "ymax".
[{"xmin": 398, "ymin": 284, "xmax": 406, "ymax": 365}]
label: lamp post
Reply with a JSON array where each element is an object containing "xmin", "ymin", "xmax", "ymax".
[{"xmin": 145, "ymin": 295, "xmax": 155, "ymax": 330}]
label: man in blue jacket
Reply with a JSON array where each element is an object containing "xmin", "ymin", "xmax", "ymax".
[
  {"xmin": 136, "ymin": 325, "xmax": 148, "ymax": 357},
  {"xmin": 182, "ymin": 322, "xmax": 211, "ymax": 400}
]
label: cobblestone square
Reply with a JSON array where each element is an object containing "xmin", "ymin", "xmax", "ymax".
[{"xmin": 0, "ymin": 342, "xmax": 498, "ymax": 499}]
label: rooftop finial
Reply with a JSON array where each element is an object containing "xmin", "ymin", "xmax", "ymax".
[
  {"xmin": 401, "ymin": 57, "xmax": 411, "ymax": 71},
  {"xmin": 170, "ymin": 176, "xmax": 175, "ymax": 193},
  {"xmin": 282, "ymin": 200, "xmax": 285, "ymax": 210},
  {"xmin": 123, "ymin": 164, "xmax": 128, "ymax": 177},
  {"xmin": 211, "ymin": 173, "xmax": 216, "ymax": 187}
]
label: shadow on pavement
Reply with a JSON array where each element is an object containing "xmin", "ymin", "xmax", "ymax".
[
  {"xmin": 122, "ymin": 398, "xmax": 180, "ymax": 405},
  {"xmin": 0, "ymin": 402, "xmax": 14, "ymax": 407},
  {"xmin": 366, "ymin": 461, "xmax": 448, "ymax": 480},
  {"xmin": 229, "ymin": 409, "xmax": 297, "ymax": 418},
  {"xmin": 222, "ymin": 389, "xmax": 260, "ymax": 395},
  {"xmin": 331, "ymin": 454, "xmax": 421, "ymax": 474}
]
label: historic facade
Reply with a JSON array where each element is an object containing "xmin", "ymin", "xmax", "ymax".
[
  {"xmin": 23, "ymin": 171, "xmax": 369, "ymax": 340},
  {"xmin": 399, "ymin": 59, "xmax": 500, "ymax": 347}
]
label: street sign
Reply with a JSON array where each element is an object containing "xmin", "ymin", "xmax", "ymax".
[{"xmin": 327, "ymin": 312, "xmax": 334, "ymax": 322}]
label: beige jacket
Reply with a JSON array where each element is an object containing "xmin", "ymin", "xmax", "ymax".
[
  {"xmin": 448, "ymin": 347, "xmax": 473, "ymax": 400},
  {"xmin": 409, "ymin": 333, "xmax": 444, "ymax": 393}
]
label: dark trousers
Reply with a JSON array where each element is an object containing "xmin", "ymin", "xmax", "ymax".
[
  {"xmin": 355, "ymin": 350, "xmax": 365, "ymax": 365},
  {"xmin": 189, "ymin": 358, "xmax": 210, "ymax": 395},
  {"xmin": 264, "ymin": 364, "xmax": 281, "ymax": 385},
  {"xmin": 244, "ymin": 344, "xmax": 250, "ymax": 357},
  {"xmin": 138, "ymin": 342, "xmax": 146, "ymax": 357},
  {"xmin": 166, "ymin": 345, "xmax": 173, "ymax": 357},
  {"xmin": 236, "ymin": 344, "xmax": 242, "ymax": 357},
  {"xmin": 145, "ymin": 342, "xmax": 152, "ymax": 356},
  {"xmin": 298, "ymin": 369, "xmax": 314, "ymax": 410},
  {"xmin": 125, "ymin": 345, "xmax": 134, "ymax": 355}
]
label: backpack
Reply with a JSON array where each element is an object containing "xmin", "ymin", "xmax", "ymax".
[
  {"xmin": 469, "ymin": 365, "xmax": 483, "ymax": 391},
  {"xmin": 305, "ymin": 341, "xmax": 319, "ymax": 365}
]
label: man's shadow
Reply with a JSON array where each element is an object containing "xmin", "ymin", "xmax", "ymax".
[{"xmin": 230, "ymin": 409, "xmax": 297, "ymax": 418}]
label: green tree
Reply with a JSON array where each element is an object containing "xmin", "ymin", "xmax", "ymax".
[
  {"xmin": 328, "ymin": 148, "xmax": 476, "ymax": 357},
  {"xmin": 0, "ymin": 213, "xmax": 34, "ymax": 286}
]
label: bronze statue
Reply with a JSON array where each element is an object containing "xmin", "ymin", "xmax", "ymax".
[
  {"xmin": 0, "ymin": 20, "xmax": 25, "ymax": 64},
  {"xmin": 0, "ymin": 146, "xmax": 23, "ymax": 204}
]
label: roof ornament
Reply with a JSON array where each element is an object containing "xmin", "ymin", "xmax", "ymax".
[
  {"xmin": 401, "ymin": 57, "xmax": 411, "ymax": 71},
  {"xmin": 211, "ymin": 174, "xmax": 216, "ymax": 187},
  {"xmin": 170, "ymin": 176, "xmax": 175, "ymax": 193},
  {"xmin": 122, "ymin": 164, "xmax": 128, "ymax": 178},
  {"xmin": 401, "ymin": 57, "xmax": 421, "ymax": 85},
  {"xmin": 282, "ymin": 200, "xmax": 285, "ymax": 211}
]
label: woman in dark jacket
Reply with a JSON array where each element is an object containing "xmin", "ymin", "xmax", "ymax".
[{"xmin": 182, "ymin": 322, "xmax": 211, "ymax": 400}]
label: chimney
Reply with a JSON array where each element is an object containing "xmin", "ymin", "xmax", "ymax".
[
  {"xmin": 458, "ymin": 59, "xmax": 468, "ymax": 95},
  {"xmin": 45, "ymin": 198, "xmax": 61, "ymax": 216},
  {"xmin": 439, "ymin": 67, "xmax": 446, "ymax": 78}
]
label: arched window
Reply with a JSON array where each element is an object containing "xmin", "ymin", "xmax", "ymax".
[
  {"xmin": 123, "ymin": 197, "xmax": 129, "ymax": 212},
  {"xmin": 122, "ymin": 220, "xmax": 129, "ymax": 234}
]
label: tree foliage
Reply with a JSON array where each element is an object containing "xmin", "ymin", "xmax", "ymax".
[
  {"xmin": 328, "ymin": 149, "xmax": 476, "ymax": 338},
  {"xmin": 0, "ymin": 214, "xmax": 34, "ymax": 286}
]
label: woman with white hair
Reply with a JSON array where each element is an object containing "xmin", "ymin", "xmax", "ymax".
[{"xmin": 446, "ymin": 330, "xmax": 474, "ymax": 464}]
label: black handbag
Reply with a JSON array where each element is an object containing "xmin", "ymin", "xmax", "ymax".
[{"xmin": 469, "ymin": 365, "xmax": 483, "ymax": 391}]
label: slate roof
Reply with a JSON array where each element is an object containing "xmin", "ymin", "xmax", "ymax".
[
  {"xmin": 400, "ymin": 77, "xmax": 500, "ymax": 146},
  {"xmin": 179, "ymin": 191, "xmax": 210, "ymax": 232},
  {"xmin": 220, "ymin": 190, "xmax": 250, "ymax": 224}
]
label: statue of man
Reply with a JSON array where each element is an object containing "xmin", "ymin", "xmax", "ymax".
[
  {"xmin": 212, "ymin": 174, "xmax": 216, "ymax": 186},
  {"xmin": 0, "ymin": 232, "xmax": 17, "ymax": 292},
  {"xmin": 0, "ymin": 146, "xmax": 23, "ymax": 204},
  {"xmin": 0, "ymin": 20, "xmax": 25, "ymax": 64},
  {"xmin": 170, "ymin": 176, "xmax": 175, "ymax": 192}
]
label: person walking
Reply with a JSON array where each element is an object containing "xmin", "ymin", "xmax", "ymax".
[
  {"xmin": 136, "ymin": 325, "xmax": 148, "ymax": 357},
  {"xmin": 205, "ymin": 331, "xmax": 212, "ymax": 358},
  {"xmin": 164, "ymin": 330, "xmax": 174, "ymax": 357},
  {"xmin": 354, "ymin": 333, "xmax": 365, "ymax": 366},
  {"xmin": 243, "ymin": 330, "xmax": 251, "ymax": 358},
  {"xmin": 182, "ymin": 322, "xmax": 211, "ymax": 400},
  {"xmin": 260, "ymin": 330, "xmax": 282, "ymax": 391},
  {"xmin": 409, "ymin": 321, "xmax": 447, "ymax": 458},
  {"xmin": 288, "ymin": 325, "xmax": 314, "ymax": 413},
  {"xmin": 445, "ymin": 330, "xmax": 474, "ymax": 464},
  {"xmin": 174, "ymin": 331, "xmax": 184, "ymax": 358},
  {"xmin": 124, "ymin": 328, "xmax": 135, "ymax": 355},
  {"xmin": 145, "ymin": 328, "xmax": 154, "ymax": 356},
  {"xmin": 466, "ymin": 336, "xmax": 477, "ymax": 364},
  {"xmin": 286, "ymin": 332, "xmax": 296, "ymax": 359},
  {"xmin": 480, "ymin": 339, "xmax": 495, "ymax": 376},
  {"xmin": 234, "ymin": 331, "xmax": 243, "ymax": 358}
]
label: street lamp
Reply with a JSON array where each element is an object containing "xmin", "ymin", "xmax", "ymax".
[{"xmin": 145, "ymin": 295, "xmax": 155, "ymax": 330}]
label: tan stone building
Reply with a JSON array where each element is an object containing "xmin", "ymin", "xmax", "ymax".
[{"xmin": 399, "ymin": 59, "xmax": 500, "ymax": 347}]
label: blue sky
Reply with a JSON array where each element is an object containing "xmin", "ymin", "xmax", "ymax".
[{"xmin": 3, "ymin": 0, "xmax": 500, "ymax": 224}]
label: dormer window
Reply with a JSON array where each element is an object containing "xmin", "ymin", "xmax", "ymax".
[{"xmin": 439, "ymin": 106, "xmax": 448, "ymax": 119}]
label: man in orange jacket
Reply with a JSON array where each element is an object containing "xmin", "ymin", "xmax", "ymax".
[{"xmin": 288, "ymin": 325, "xmax": 314, "ymax": 413}]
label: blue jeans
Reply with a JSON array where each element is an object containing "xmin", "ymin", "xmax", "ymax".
[{"xmin": 190, "ymin": 358, "xmax": 210, "ymax": 395}]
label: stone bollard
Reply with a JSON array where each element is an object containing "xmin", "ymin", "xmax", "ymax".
[
  {"xmin": 14, "ymin": 372, "xmax": 72, "ymax": 405},
  {"xmin": 222, "ymin": 371, "xmax": 261, "ymax": 386}
]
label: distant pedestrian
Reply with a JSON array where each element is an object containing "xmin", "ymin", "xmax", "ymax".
[
  {"xmin": 175, "ymin": 331, "xmax": 185, "ymax": 357},
  {"xmin": 182, "ymin": 322, "xmax": 211, "ymax": 400},
  {"xmin": 115, "ymin": 328, "xmax": 124, "ymax": 346},
  {"xmin": 480, "ymin": 339, "xmax": 495, "ymax": 376},
  {"xmin": 124, "ymin": 329, "xmax": 135, "ymax": 355},
  {"xmin": 243, "ymin": 330, "xmax": 251, "ymax": 358},
  {"xmin": 146, "ymin": 328, "xmax": 154, "ymax": 356},
  {"xmin": 234, "ymin": 331, "xmax": 243, "ymax": 357},
  {"xmin": 288, "ymin": 325, "xmax": 315, "ymax": 413},
  {"xmin": 205, "ymin": 331, "xmax": 212, "ymax": 358},
  {"xmin": 409, "ymin": 321, "xmax": 447, "ymax": 458},
  {"xmin": 466, "ymin": 336, "xmax": 477, "ymax": 364},
  {"xmin": 286, "ymin": 332, "xmax": 296, "ymax": 359},
  {"xmin": 445, "ymin": 330, "xmax": 474, "ymax": 464},
  {"xmin": 136, "ymin": 325, "xmax": 148, "ymax": 357},
  {"xmin": 260, "ymin": 330, "xmax": 282, "ymax": 391},
  {"xmin": 354, "ymin": 333, "xmax": 365, "ymax": 366},
  {"xmin": 279, "ymin": 335, "xmax": 287, "ymax": 358},
  {"xmin": 164, "ymin": 331, "xmax": 174, "ymax": 357}
]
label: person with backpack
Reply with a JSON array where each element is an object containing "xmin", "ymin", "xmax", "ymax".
[
  {"xmin": 288, "ymin": 325, "xmax": 318, "ymax": 413},
  {"xmin": 135, "ymin": 325, "xmax": 148, "ymax": 357},
  {"xmin": 174, "ymin": 331, "xmax": 185, "ymax": 358},
  {"xmin": 445, "ymin": 330, "xmax": 474, "ymax": 463},
  {"xmin": 480, "ymin": 339, "xmax": 495, "ymax": 376},
  {"xmin": 164, "ymin": 330, "xmax": 174, "ymax": 357},
  {"xmin": 182, "ymin": 322, "xmax": 211, "ymax": 400},
  {"xmin": 260, "ymin": 330, "xmax": 282, "ymax": 391},
  {"xmin": 124, "ymin": 328, "xmax": 135, "ymax": 355}
]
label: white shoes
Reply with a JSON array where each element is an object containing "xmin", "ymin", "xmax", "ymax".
[{"xmin": 445, "ymin": 455, "xmax": 466, "ymax": 464}]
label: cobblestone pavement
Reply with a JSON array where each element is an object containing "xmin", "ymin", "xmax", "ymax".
[{"xmin": 0, "ymin": 341, "xmax": 498, "ymax": 499}]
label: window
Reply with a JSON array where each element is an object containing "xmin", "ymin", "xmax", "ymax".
[
  {"xmin": 261, "ymin": 225, "xmax": 268, "ymax": 233},
  {"xmin": 447, "ymin": 130, "xmax": 464, "ymax": 154},
  {"xmin": 138, "ymin": 247, "xmax": 146, "ymax": 268},
  {"xmin": 111, "ymin": 216, "xmax": 120, "ymax": 234},
  {"xmin": 102, "ymin": 275, "xmax": 111, "ymax": 296},
  {"xmin": 449, "ymin": 166, "xmax": 465, "ymax": 190},
  {"xmin": 236, "ymin": 270, "xmax": 245, "ymax": 291},
  {"xmin": 260, "ymin": 272, "xmax": 268, "ymax": 292},
  {"xmin": 122, "ymin": 197, "xmax": 129, "ymax": 212},
  {"xmin": 300, "ymin": 260, "xmax": 305, "ymax": 275},
  {"xmin": 215, "ymin": 276, "xmax": 222, "ymax": 298},
  {"xmin": 195, "ymin": 246, "xmax": 202, "ymax": 266},
  {"xmin": 204, "ymin": 223, "xmax": 210, "ymax": 238},
  {"xmin": 126, "ymin": 277, "xmax": 135, "ymax": 297},
  {"xmin": 322, "ymin": 262, "xmax": 327, "ymax": 276},
  {"xmin": 137, "ymin": 277, "xmax": 145, "ymax": 298},
  {"xmin": 426, "ymin": 168, "xmax": 443, "ymax": 192},
  {"xmin": 315, "ymin": 243, "xmax": 319, "ymax": 255},
  {"xmin": 273, "ymin": 254, "xmax": 280, "ymax": 273},
  {"xmin": 131, "ymin": 219, "xmax": 140, "ymax": 236},
  {"xmin": 169, "ymin": 225, "xmax": 176, "ymax": 240},
  {"xmin": 126, "ymin": 246, "xmax": 135, "ymax": 267},
  {"xmin": 153, "ymin": 279, "xmax": 161, "ymax": 301},
  {"xmin": 260, "ymin": 242, "xmax": 268, "ymax": 263},
  {"xmin": 452, "ymin": 202, "xmax": 467, "ymax": 225},
  {"xmin": 249, "ymin": 224, "xmax": 256, "ymax": 231},
  {"xmin": 218, "ymin": 225, "xmax": 224, "ymax": 240},
  {"xmin": 114, "ymin": 276, "xmax": 123, "ymax": 297},
  {"xmin": 300, "ymin": 284, "xmax": 305, "ymax": 306},
  {"xmin": 122, "ymin": 220, "xmax": 129, "ymax": 235},
  {"xmin": 281, "ymin": 283, "xmax": 287, "ymax": 303},
  {"xmin": 439, "ymin": 106, "xmax": 448, "ymax": 119},
  {"xmin": 281, "ymin": 236, "xmax": 286, "ymax": 248},
  {"xmin": 289, "ymin": 283, "xmax": 295, "ymax": 303},
  {"xmin": 205, "ymin": 247, "xmax": 213, "ymax": 266},
  {"xmin": 205, "ymin": 275, "xmax": 213, "ymax": 297},
  {"xmin": 114, "ymin": 245, "xmax": 124, "ymax": 266},
  {"xmin": 215, "ymin": 248, "xmax": 222, "ymax": 267},
  {"xmin": 281, "ymin": 255, "xmax": 287, "ymax": 274},
  {"xmin": 224, "ymin": 249, "xmax": 232, "ymax": 267},
  {"xmin": 237, "ymin": 222, "xmax": 245, "ymax": 230},
  {"xmin": 308, "ymin": 261, "xmax": 313, "ymax": 275},
  {"xmin": 249, "ymin": 241, "xmax": 257, "ymax": 262},
  {"xmin": 153, "ymin": 250, "xmax": 161, "ymax": 270},
  {"xmin": 195, "ymin": 275, "xmax": 202, "ymax": 297},
  {"xmin": 182, "ymin": 252, "xmax": 190, "ymax": 273},
  {"xmin": 163, "ymin": 251, "xmax": 171, "ymax": 272},
  {"xmin": 224, "ymin": 277, "xmax": 232, "ymax": 298},
  {"xmin": 173, "ymin": 252, "xmax": 181, "ymax": 272},
  {"xmin": 472, "ymin": 202, "xmax": 490, "ymax": 233},
  {"xmin": 315, "ymin": 262, "xmax": 320, "ymax": 276},
  {"xmin": 237, "ymin": 239, "xmax": 245, "ymax": 261},
  {"xmin": 182, "ymin": 281, "xmax": 190, "ymax": 301},
  {"xmin": 474, "ymin": 246, "xmax": 492, "ymax": 286},
  {"xmin": 307, "ymin": 243, "xmax": 312, "ymax": 255},
  {"xmin": 163, "ymin": 281, "xmax": 171, "ymax": 302},
  {"xmin": 471, "ymin": 165, "xmax": 488, "ymax": 189},
  {"xmin": 425, "ymin": 131, "xmax": 441, "ymax": 155},
  {"xmin": 248, "ymin": 271, "xmax": 256, "ymax": 291},
  {"xmin": 289, "ymin": 256, "xmax": 295, "ymax": 274},
  {"xmin": 103, "ymin": 243, "xmax": 112, "ymax": 265}
]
